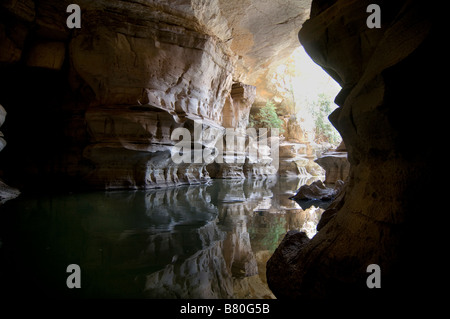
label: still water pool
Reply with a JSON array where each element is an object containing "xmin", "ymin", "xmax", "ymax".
[{"xmin": 0, "ymin": 177, "xmax": 324, "ymax": 299}]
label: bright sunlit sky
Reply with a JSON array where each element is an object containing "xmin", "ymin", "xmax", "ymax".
[
  {"xmin": 291, "ymin": 46, "xmax": 341, "ymax": 103},
  {"xmin": 283, "ymin": 46, "xmax": 341, "ymax": 136}
]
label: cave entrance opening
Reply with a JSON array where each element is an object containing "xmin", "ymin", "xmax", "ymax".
[{"xmin": 252, "ymin": 46, "xmax": 343, "ymax": 155}]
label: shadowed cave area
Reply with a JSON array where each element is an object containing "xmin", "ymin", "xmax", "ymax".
[{"xmin": 0, "ymin": 0, "xmax": 444, "ymax": 303}]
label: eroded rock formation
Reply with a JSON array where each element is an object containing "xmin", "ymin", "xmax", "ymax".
[
  {"xmin": 267, "ymin": 0, "xmax": 443, "ymax": 301},
  {"xmin": 0, "ymin": 0, "xmax": 314, "ymax": 190},
  {"xmin": 0, "ymin": 104, "xmax": 20, "ymax": 204},
  {"xmin": 0, "ymin": 0, "xmax": 316, "ymax": 189},
  {"xmin": 290, "ymin": 179, "xmax": 344, "ymax": 201},
  {"xmin": 315, "ymin": 150, "xmax": 349, "ymax": 184}
]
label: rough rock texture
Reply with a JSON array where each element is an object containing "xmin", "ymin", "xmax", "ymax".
[
  {"xmin": 290, "ymin": 179, "xmax": 344, "ymax": 201},
  {"xmin": 0, "ymin": 0, "xmax": 312, "ymax": 190},
  {"xmin": 216, "ymin": 0, "xmax": 312, "ymax": 87},
  {"xmin": 207, "ymin": 82, "xmax": 259, "ymax": 179},
  {"xmin": 222, "ymin": 82, "xmax": 256, "ymax": 131},
  {"xmin": 267, "ymin": 0, "xmax": 443, "ymax": 301},
  {"xmin": 315, "ymin": 151, "xmax": 349, "ymax": 184},
  {"xmin": 84, "ymin": 105, "xmax": 224, "ymax": 189},
  {"xmin": 69, "ymin": 1, "xmax": 235, "ymax": 188}
]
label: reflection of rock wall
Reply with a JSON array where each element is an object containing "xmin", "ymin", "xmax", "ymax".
[
  {"xmin": 144, "ymin": 178, "xmax": 280, "ymax": 299},
  {"xmin": 1, "ymin": 175, "xmax": 322, "ymax": 298},
  {"xmin": 144, "ymin": 222, "xmax": 233, "ymax": 299},
  {"xmin": 222, "ymin": 204, "xmax": 258, "ymax": 278}
]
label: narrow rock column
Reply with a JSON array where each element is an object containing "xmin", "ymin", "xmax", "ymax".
[{"xmin": 208, "ymin": 82, "xmax": 257, "ymax": 179}]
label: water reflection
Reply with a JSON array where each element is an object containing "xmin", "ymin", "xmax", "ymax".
[{"xmin": 0, "ymin": 177, "xmax": 324, "ymax": 299}]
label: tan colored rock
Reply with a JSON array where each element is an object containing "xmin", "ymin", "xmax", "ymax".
[
  {"xmin": 217, "ymin": 0, "xmax": 312, "ymax": 86},
  {"xmin": 222, "ymin": 82, "xmax": 256, "ymax": 130},
  {"xmin": 210, "ymin": 82, "xmax": 280, "ymax": 179},
  {"xmin": 27, "ymin": 42, "xmax": 65, "ymax": 70},
  {"xmin": 284, "ymin": 116, "xmax": 307, "ymax": 143},
  {"xmin": 0, "ymin": 0, "xmax": 313, "ymax": 189},
  {"xmin": 84, "ymin": 104, "xmax": 225, "ymax": 189},
  {"xmin": 70, "ymin": 23, "xmax": 233, "ymax": 120},
  {"xmin": 65, "ymin": 2, "xmax": 236, "ymax": 188},
  {"xmin": 315, "ymin": 152, "xmax": 350, "ymax": 184}
]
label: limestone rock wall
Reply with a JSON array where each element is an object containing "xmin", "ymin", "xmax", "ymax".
[
  {"xmin": 267, "ymin": 0, "xmax": 443, "ymax": 301},
  {"xmin": 0, "ymin": 0, "xmax": 312, "ymax": 190},
  {"xmin": 315, "ymin": 151, "xmax": 349, "ymax": 184}
]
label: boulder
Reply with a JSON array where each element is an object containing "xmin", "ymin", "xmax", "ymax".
[
  {"xmin": 290, "ymin": 180, "xmax": 344, "ymax": 201},
  {"xmin": 315, "ymin": 152, "xmax": 350, "ymax": 184}
]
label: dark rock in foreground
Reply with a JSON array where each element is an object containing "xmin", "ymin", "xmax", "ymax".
[{"xmin": 290, "ymin": 180, "xmax": 344, "ymax": 201}]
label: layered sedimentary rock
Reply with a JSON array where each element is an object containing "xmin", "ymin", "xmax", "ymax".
[
  {"xmin": 268, "ymin": 0, "xmax": 442, "ymax": 301},
  {"xmin": 215, "ymin": 0, "xmax": 312, "ymax": 87},
  {"xmin": 208, "ymin": 82, "xmax": 258, "ymax": 179},
  {"xmin": 314, "ymin": 140, "xmax": 349, "ymax": 184},
  {"xmin": 315, "ymin": 151, "xmax": 349, "ymax": 184},
  {"xmin": 278, "ymin": 116, "xmax": 311, "ymax": 177},
  {"xmin": 84, "ymin": 105, "xmax": 224, "ymax": 189},
  {"xmin": 0, "ymin": 0, "xmax": 312, "ymax": 190},
  {"xmin": 290, "ymin": 180, "xmax": 344, "ymax": 201},
  {"xmin": 70, "ymin": 2, "xmax": 234, "ymax": 188}
]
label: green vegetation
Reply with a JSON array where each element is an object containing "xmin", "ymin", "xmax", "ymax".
[
  {"xmin": 308, "ymin": 93, "xmax": 341, "ymax": 145},
  {"xmin": 249, "ymin": 100, "xmax": 285, "ymax": 133}
]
